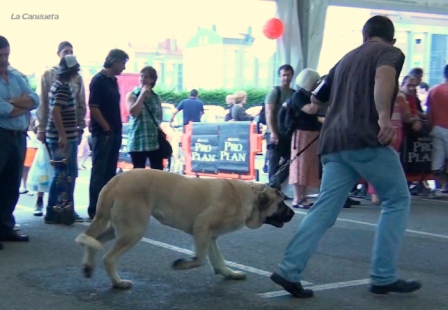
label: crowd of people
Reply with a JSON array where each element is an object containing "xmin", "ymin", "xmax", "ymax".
[{"xmin": 0, "ymin": 35, "xmax": 173, "ymax": 249}]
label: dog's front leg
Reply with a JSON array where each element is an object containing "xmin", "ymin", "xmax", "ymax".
[
  {"xmin": 172, "ymin": 221, "xmax": 211, "ymax": 270},
  {"xmin": 208, "ymin": 238, "xmax": 246, "ymax": 280}
]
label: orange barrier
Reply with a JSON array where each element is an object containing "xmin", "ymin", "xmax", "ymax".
[{"xmin": 182, "ymin": 121, "xmax": 262, "ymax": 180}]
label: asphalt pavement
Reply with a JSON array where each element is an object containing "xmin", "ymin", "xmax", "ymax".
[{"xmin": 1, "ymin": 157, "xmax": 447, "ymax": 310}]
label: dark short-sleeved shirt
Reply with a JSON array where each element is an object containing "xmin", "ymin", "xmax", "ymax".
[
  {"xmin": 88, "ymin": 71, "xmax": 122, "ymax": 135},
  {"xmin": 292, "ymin": 90, "xmax": 321, "ymax": 131},
  {"xmin": 314, "ymin": 41, "xmax": 405, "ymax": 156},
  {"xmin": 177, "ymin": 97, "xmax": 204, "ymax": 125},
  {"xmin": 231, "ymin": 105, "xmax": 254, "ymax": 121}
]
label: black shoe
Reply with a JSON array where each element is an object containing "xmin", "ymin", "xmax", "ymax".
[
  {"xmin": 346, "ymin": 197, "xmax": 361, "ymax": 206},
  {"xmin": 270, "ymin": 272, "xmax": 314, "ymax": 298},
  {"xmin": 370, "ymin": 279, "xmax": 422, "ymax": 295},
  {"xmin": 0, "ymin": 232, "xmax": 29, "ymax": 242},
  {"xmin": 44, "ymin": 207, "xmax": 60, "ymax": 224}
]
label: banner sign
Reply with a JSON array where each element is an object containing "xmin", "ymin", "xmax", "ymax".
[
  {"xmin": 399, "ymin": 123, "xmax": 432, "ymax": 175},
  {"xmin": 191, "ymin": 122, "xmax": 251, "ymax": 174}
]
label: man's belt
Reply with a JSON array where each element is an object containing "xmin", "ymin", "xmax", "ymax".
[{"xmin": 0, "ymin": 127, "xmax": 27, "ymax": 136}]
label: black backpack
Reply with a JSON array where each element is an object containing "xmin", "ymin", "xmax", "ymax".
[{"xmin": 278, "ymin": 96, "xmax": 300, "ymax": 137}]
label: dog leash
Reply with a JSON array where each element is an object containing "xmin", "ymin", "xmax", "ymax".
[{"xmin": 268, "ymin": 134, "xmax": 319, "ymax": 187}]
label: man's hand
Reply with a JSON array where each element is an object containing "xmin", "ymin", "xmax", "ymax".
[
  {"xmin": 412, "ymin": 120, "xmax": 422, "ymax": 132},
  {"xmin": 58, "ymin": 134, "xmax": 67, "ymax": 149},
  {"xmin": 140, "ymin": 85, "xmax": 151, "ymax": 98},
  {"xmin": 37, "ymin": 132, "xmax": 46, "ymax": 142},
  {"xmin": 270, "ymin": 132, "xmax": 279, "ymax": 145},
  {"xmin": 377, "ymin": 117, "xmax": 396, "ymax": 146}
]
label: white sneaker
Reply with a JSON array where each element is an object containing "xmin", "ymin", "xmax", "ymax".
[{"xmin": 13, "ymin": 224, "xmax": 21, "ymax": 231}]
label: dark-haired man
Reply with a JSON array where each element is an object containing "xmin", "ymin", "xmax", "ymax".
[
  {"xmin": 87, "ymin": 49, "xmax": 128, "ymax": 219},
  {"xmin": 170, "ymin": 89, "xmax": 204, "ymax": 126},
  {"xmin": 270, "ymin": 16, "xmax": 421, "ymax": 298},
  {"xmin": 265, "ymin": 64, "xmax": 295, "ymax": 187},
  {"xmin": 0, "ymin": 36, "xmax": 39, "ymax": 249}
]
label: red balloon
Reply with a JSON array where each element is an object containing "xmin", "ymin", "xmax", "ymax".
[{"xmin": 263, "ymin": 18, "xmax": 284, "ymax": 39}]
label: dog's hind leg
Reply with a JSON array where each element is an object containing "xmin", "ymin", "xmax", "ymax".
[
  {"xmin": 172, "ymin": 219, "xmax": 211, "ymax": 270},
  {"xmin": 208, "ymin": 238, "xmax": 246, "ymax": 280},
  {"xmin": 102, "ymin": 223, "xmax": 147, "ymax": 289},
  {"xmin": 82, "ymin": 224, "xmax": 116, "ymax": 278}
]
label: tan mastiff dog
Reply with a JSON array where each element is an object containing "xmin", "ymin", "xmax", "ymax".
[{"xmin": 75, "ymin": 169, "xmax": 294, "ymax": 289}]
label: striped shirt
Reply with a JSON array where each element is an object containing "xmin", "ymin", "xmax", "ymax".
[
  {"xmin": 127, "ymin": 87, "xmax": 162, "ymax": 152},
  {"xmin": 46, "ymin": 80, "xmax": 77, "ymax": 143},
  {"xmin": 37, "ymin": 66, "xmax": 86, "ymax": 133}
]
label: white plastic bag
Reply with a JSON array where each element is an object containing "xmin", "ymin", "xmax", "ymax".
[{"xmin": 27, "ymin": 143, "xmax": 55, "ymax": 193}]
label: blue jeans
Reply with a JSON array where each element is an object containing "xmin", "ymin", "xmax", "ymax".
[
  {"xmin": 88, "ymin": 132, "xmax": 121, "ymax": 218},
  {"xmin": 276, "ymin": 147, "xmax": 411, "ymax": 285},
  {"xmin": 46, "ymin": 141, "xmax": 78, "ymax": 211},
  {"xmin": 0, "ymin": 129, "xmax": 26, "ymax": 235}
]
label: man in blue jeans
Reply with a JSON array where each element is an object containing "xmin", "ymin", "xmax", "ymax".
[
  {"xmin": 0, "ymin": 36, "xmax": 39, "ymax": 249},
  {"xmin": 88, "ymin": 49, "xmax": 128, "ymax": 219},
  {"xmin": 270, "ymin": 15, "xmax": 422, "ymax": 297}
]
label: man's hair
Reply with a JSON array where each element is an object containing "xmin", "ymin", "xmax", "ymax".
[
  {"xmin": 57, "ymin": 41, "xmax": 73, "ymax": 54},
  {"xmin": 401, "ymin": 75, "xmax": 416, "ymax": 86},
  {"xmin": 0, "ymin": 36, "xmax": 10, "ymax": 49},
  {"xmin": 362, "ymin": 15, "xmax": 395, "ymax": 42},
  {"xmin": 190, "ymin": 89, "xmax": 198, "ymax": 97},
  {"xmin": 278, "ymin": 64, "xmax": 294, "ymax": 76},
  {"xmin": 409, "ymin": 67, "xmax": 423, "ymax": 77},
  {"xmin": 104, "ymin": 49, "xmax": 129, "ymax": 68},
  {"xmin": 444, "ymin": 65, "xmax": 448, "ymax": 80},
  {"xmin": 419, "ymin": 82, "xmax": 429, "ymax": 91},
  {"xmin": 140, "ymin": 66, "xmax": 157, "ymax": 87}
]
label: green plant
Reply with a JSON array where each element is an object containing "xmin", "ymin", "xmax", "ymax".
[{"xmin": 155, "ymin": 88, "xmax": 270, "ymax": 108}]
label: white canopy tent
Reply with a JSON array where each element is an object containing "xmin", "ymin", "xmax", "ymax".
[{"xmin": 275, "ymin": 0, "xmax": 448, "ymax": 75}]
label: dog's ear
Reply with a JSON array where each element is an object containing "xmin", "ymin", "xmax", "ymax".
[{"xmin": 258, "ymin": 192, "xmax": 272, "ymax": 212}]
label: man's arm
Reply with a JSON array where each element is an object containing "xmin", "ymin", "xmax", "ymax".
[
  {"xmin": 170, "ymin": 101, "xmax": 183, "ymax": 123},
  {"xmin": 0, "ymin": 98, "xmax": 28, "ymax": 117},
  {"xmin": 375, "ymin": 65, "xmax": 402, "ymax": 145},
  {"xmin": 10, "ymin": 73, "xmax": 39, "ymax": 110},
  {"xmin": 90, "ymin": 107, "xmax": 110, "ymax": 131},
  {"xmin": 89, "ymin": 79, "xmax": 111, "ymax": 132},
  {"xmin": 265, "ymin": 88, "xmax": 279, "ymax": 141},
  {"xmin": 374, "ymin": 65, "xmax": 397, "ymax": 121},
  {"xmin": 37, "ymin": 71, "xmax": 51, "ymax": 133}
]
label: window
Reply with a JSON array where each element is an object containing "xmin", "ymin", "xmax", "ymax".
[{"xmin": 177, "ymin": 64, "xmax": 183, "ymax": 91}]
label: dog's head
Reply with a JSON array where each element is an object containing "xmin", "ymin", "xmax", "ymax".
[{"xmin": 246, "ymin": 184, "xmax": 294, "ymax": 229}]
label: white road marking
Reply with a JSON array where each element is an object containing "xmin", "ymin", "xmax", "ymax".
[
  {"xmin": 258, "ymin": 278, "xmax": 371, "ymax": 298},
  {"xmin": 293, "ymin": 210, "xmax": 448, "ymax": 240}
]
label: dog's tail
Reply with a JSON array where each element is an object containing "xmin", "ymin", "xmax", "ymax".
[{"xmin": 75, "ymin": 184, "xmax": 115, "ymax": 251}]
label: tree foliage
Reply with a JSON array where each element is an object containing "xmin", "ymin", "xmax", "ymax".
[{"xmin": 155, "ymin": 88, "xmax": 270, "ymax": 108}]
